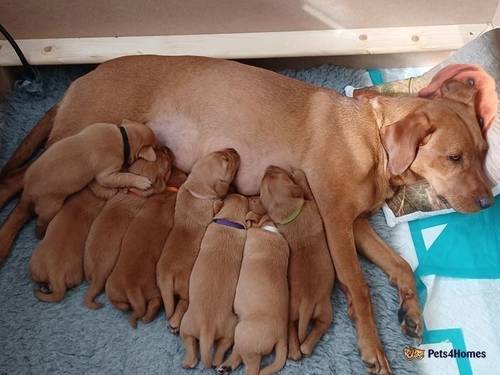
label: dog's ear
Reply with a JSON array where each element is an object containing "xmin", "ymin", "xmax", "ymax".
[
  {"xmin": 213, "ymin": 200, "xmax": 224, "ymax": 215},
  {"xmin": 290, "ymin": 169, "xmax": 314, "ymax": 201},
  {"xmin": 380, "ymin": 111, "xmax": 434, "ymax": 176},
  {"xmin": 248, "ymin": 196, "xmax": 267, "ymax": 215},
  {"xmin": 138, "ymin": 146, "xmax": 157, "ymax": 162},
  {"xmin": 214, "ymin": 180, "xmax": 230, "ymax": 198},
  {"xmin": 440, "ymin": 79, "xmax": 476, "ymax": 106}
]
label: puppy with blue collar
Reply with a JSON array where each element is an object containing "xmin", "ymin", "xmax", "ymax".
[{"xmin": 180, "ymin": 193, "xmax": 248, "ymax": 369}]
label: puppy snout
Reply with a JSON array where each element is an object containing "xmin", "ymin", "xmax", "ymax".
[{"xmin": 477, "ymin": 195, "xmax": 493, "ymax": 210}]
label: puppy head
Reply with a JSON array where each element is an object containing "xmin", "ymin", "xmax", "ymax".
[
  {"xmin": 186, "ymin": 149, "xmax": 240, "ymax": 198},
  {"xmin": 128, "ymin": 146, "xmax": 173, "ymax": 194},
  {"xmin": 259, "ymin": 165, "xmax": 304, "ymax": 224},
  {"xmin": 380, "ymin": 91, "xmax": 493, "ymax": 213},
  {"xmin": 120, "ymin": 119, "xmax": 157, "ymax": 163},
  {"xmin": 215, "ymin": 194, "xmax": 249, "ymax": 226}
]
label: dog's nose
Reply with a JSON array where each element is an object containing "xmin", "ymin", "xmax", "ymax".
[{"xmin": 477, "ymin": 196, "xmax": 493, "ymax": 209}]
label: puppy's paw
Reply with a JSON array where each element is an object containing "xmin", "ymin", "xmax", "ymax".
[
  {"xmin": 216, "ymin": 366, "xmax": 232, "ymax": 374},
  {"xmin": 133, "ymin": 176, "xmax": 152, "ymax": 190},
  {"xmin": 168, "ymin": 324, "xmax": 179, "ymax": 335}
]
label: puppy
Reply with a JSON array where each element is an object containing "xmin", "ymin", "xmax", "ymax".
[
  {"xmin": 105, "ymin": 168, "xmax": 187, "ymax": 327},
  {"xmin": 218, "ymin": 214, "xmax": 289, "ymax": 375},
  {"xmin": 156, "ymin": 149, "xmax": 240, "ymax": 332},
  {"xmin": 260, "ymin": 166, "xmax": 335, "ymax": 359},
  {"xmin": 28, "ymin": 188, "xmax": 105, "ymax": 302},
  {"xmin": 180, "ymin": 194, "xmax": 248, "ymax": 369},
  {"xmin": 84, "ymin": 147, "xmax": 172, "ymax": 309},
  {"xmin": 0, "ymin": 119, "xmax": 156, "ymax": 261}
]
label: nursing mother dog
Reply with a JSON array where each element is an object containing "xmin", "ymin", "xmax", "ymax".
[{"xmin": 1, "ymin": 56, "xmax": 495, "ymax": 374}]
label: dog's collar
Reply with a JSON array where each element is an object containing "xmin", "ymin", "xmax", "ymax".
[
  {"xmin": 188, "ymin": 189, "xmax": 218, "ymax": 200},
  {"xmin": 214, "ymin": 218, "xmax": 245, "ymax": 230},
  {"xmin": 166, "ymin": 186, "xmax": 179, "ymax": 193},
  {"xmin": 279, "ymin": 202, "xmax": 304, "ymax": 225},
  {"xmin": 119, "ymin": 126, "xmax": 131, "ymax": 165},
  {"xmin": 261, "ymin": 224, "xmax": 280, "ymax": 234}
]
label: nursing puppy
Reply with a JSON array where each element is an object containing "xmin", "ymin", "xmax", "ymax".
[
  {"xmin": 180, "ymin": 193, "xmax": 248, "ymax": 369},
  {"xmin": 29, "ymin": 188, "xmax": 105, "ymax": 302},
  {"xmin": 105, "ymin": 168, "xmax": 186, "ymax": 327},
  {"xmin": 218, "ymin": 214, "xmax": 289, "ymax": 375},
  {"xmin": 157, "ymin": 149, "xmax": 240, "ymax": 333},
  {"xmin": 84, "ymin": 147, "xmax": 171, "ymax": 309},
  {"xmin": 0, "ymin": 119, "xmax": 156, "ymax": 261},
  {"xmin": 260, "ymin": 166, "xmax": 335, "ymax": 359}
]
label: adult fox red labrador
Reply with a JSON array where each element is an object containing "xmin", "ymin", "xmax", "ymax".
[{"xmin": 0, "ymin": 56, "xmax": 495, "ymax": 374}]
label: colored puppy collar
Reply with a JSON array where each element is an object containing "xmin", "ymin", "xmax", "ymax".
[
  {"xmin": 119, "ymin": 126, "xmax": 131, "ymax": 165},
  {"xmin": 214, "ymin": 218, "xmax": 245, "ymax": 230},
  {"xmin": 166, "ymin": 186, "xmax": 179, "ymax": 193},
  {"xmin": 188, "ymin": 189, "xmax": 219, "ymax": 200},
  {"xmin": 279, "ymin": 202, "xmax": 304, "ymax": 225}
]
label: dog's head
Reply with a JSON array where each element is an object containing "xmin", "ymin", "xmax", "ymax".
[
  {"xmin": 259, "ymin": 165, "xmax": 305, "ymax": 223},
  {"xmin": 215, "ymin": 194, "xmax": 249, "ymax": 227},
  {"xmin": 379, "ymin": 81, "xmax": 493, "ymax": 212},
  {"xmin": 128, "ymin": 145, "xmax": 172, "ymax": 194},
  {"xmin": 120, "ymin": 119, "xmax": 157, "ymax": 163},
  {"xmin": 187, "ymin": 149, "xmax": 240, "ymax": 198}
]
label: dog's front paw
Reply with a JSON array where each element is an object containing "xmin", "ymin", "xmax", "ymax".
[
  {"xmin": 398, "ymin": 292, "xmax": 422, "ymax": 342},
  {"xmin": 133, "ymin": 176, "xmax": 152, "ymax": 190},
  {"xmin": 360, "ymin": 342, "xmax": 392, "ymax": 375}
]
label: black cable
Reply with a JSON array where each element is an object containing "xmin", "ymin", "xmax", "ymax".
[{"xmin": 0, "ymin": 22, "xmax": 41, "ymax": 91}]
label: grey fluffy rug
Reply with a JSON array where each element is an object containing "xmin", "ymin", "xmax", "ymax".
[{"xmin": 0, "ymin": 64, "xmax": 416, "ymax": 374}]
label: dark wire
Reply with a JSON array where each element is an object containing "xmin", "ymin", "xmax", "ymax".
[{"xmin": 0, "ymin": 22, "xmax": 41, "ymax": 89}]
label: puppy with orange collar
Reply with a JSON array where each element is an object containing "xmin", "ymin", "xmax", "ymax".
[{"xmin": 105, "ymin": 167, "xmax": 186, "ymax": 327}]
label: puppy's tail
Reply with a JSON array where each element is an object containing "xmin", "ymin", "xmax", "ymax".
[
  {"xmin": 142, "ymin": 296, "xmax": 162, "ymax": 323},
  {"xmin": 158, "ymin": 275, "xmax": 175, "ymax": 319},
  {"xmin": 259, "ymin": 339, "xmax": 287, "ymax": 375},
  {"xmin": 298, "ymin": 302, "xmax": 314, "ymax": 343},
  {"xmin": 84, "ymin": 280, "xmax": 104, "ymax": 309},
  {"xmin": 0, "ymin": 105, "xmax": 57, "ymax": 179},
  {"xmin": 127, "ymin": 288, "xmax": 146, "ymax": 328},
  {"xmin": 200, "ymin": 327, "xmax": 215, "ymax": 369},
  {"xmin": 35, "ymin": 277, "xmax": 66, "ymax": 303},
  {"xmin": 0, "ymin": 200, "xmax": 32, "ymax": 264}
]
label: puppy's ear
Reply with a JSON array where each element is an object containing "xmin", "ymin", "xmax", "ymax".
[
  {"xmin": 440, "ymin": 79, "xmax": 476, "ymax": 106},
  {"xmin": 214, "ymin": 180, "xmax": 230, "ymax": 198},
  {"xmin": 248, "ymin": 196, "xmax": 266, "ymax": 215},
  {"xmin": 380, "ymin": 111, "xmax": 434, "ymax": 176},
  {"xmin": 139, "ymin": 146, "xmax": 157, "ymax": 162},
  {"xmin": 213, "ymin": 200, "xmax": 224, "ymax": 215},
  {"xmin": 290, "ymin": 169, "xmax": 314, "ymax": 201}
]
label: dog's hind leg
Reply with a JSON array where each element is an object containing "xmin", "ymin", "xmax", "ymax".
[
  {"xmin": 300, "ymin": 301, "xmax": 332, "ymax": 356},
  {"xmin": 168, "ymin": 298, "xmax": 188, "ymax": 333},
  {"xmin": 34, "ymin": 198, "xmax": 64, "ymax": 239},
  {"xmin": 288, "ymin": 320, "xmax": 301, "ymax": 360},
  {"xmin": 213, "ymin": 337, "xmax": 233, "ymax": 368},
  {"xmin": 217, "ymin": 349, "xmax": 242, "ymax": 374}
]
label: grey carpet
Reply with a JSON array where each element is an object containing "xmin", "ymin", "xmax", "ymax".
[{"xmin": 0, "ymin": 64, "xmax": 417, "ymax": 374}]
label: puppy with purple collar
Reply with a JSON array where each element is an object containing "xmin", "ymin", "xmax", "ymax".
[{"xmin": 180, "ymin": 194, "xmax": 248, "ymax": 369}]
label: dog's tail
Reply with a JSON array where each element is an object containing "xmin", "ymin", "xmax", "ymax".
[
  {"xmin": 158, "ymin": 274, "xmax": 175, "ymax": 319},
  {"xmin": 0, "ymin": 200, "xmax": 32, "ymax": 264},
  {"xmin": 298, "ymin": 302, "xmax": 314, "ymax": 342},
  {"xmin": 35, "ymin": 276, "xmax": 66, "ymax": 302},
  {"xmin": 84, "ymin": 279, "xmax": 104, "ymax": 309},
  {"xmin": 200, "ymin": 327, "xmax": 215, "ymax": 369},
  {"xmin": 127, "ymin": 288, "xmax": 146, "ymax": 328},
  {"xmin": 0, "ymin": 105, "xmax": 57, "ymax": 179},
  {"xmin": 142, "ymin": 296, "xmax": 162, "ymax": 323},
  {"xmin": 259, "ymin": 339, "xmax": 287, "ymax": 375}
]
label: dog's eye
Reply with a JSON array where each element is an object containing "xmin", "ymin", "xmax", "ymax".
[{"xmin": 448, "ymin": 154, "xmax": 463, "ymax": 163}]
